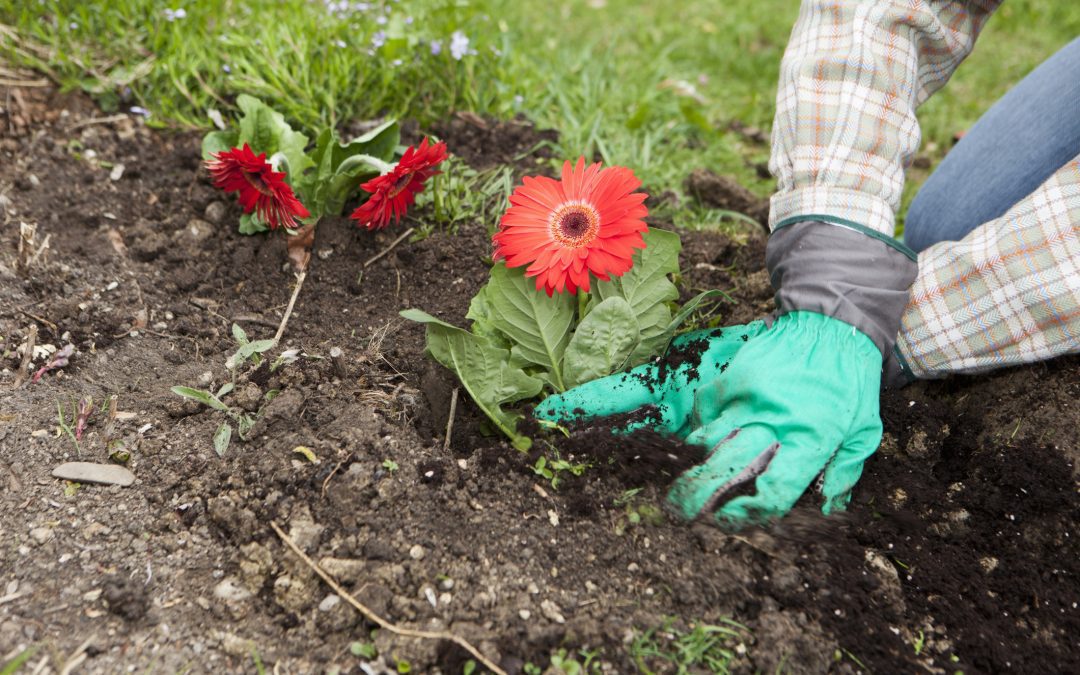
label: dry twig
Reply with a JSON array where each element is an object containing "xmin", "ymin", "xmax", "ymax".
[
  {"xmin": 270, "ymin": 521, "xmax": 506, "ymax": 674},
  {"xmin": 273, "ymin": 270, "xmax": 307, "ymax": 346},
  {"xmin": 13, "ymin": 323, "xmax": 37, "ymax": 388},
  {"xmin": 444, "ymin": 387, "xmax": 459, "ymax": 452},
  {"xmin": 364, "ymin": 227, "xmax": 415, "ymax": 268}
]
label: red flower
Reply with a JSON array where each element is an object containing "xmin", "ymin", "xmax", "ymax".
[
  {"xmin": 206, "ymin": 144, "xmax": 309, "ymax": 230},
  {"xmin": 350, "ymin": 137, "xmax": 448, "ymax": 230},
  {"xmin": 493, "ymin": 157, "xmax": 648, "ymax": 295}
]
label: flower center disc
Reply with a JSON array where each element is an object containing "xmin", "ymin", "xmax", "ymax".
[
  {"xmin": 550, "ymin": 202, "xmax": 600, "ymax": 247},
  {"xmin": 390, "ymin": 171, "xmax": 415, "ymax": 197},
  {"xmin": 243, "ymin": 170, "xmax": 274, "ymax": 196}
]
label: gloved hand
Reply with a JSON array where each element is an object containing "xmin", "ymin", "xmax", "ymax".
[
  {"xmin": 537, "ymin": 221, "xmax": 919, "ymax": 528},
  {"xmin": 534, "ymin": 312, "xmax": 883, "ymax": 526}
]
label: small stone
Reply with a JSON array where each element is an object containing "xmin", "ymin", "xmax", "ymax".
[
  {"xmin": 29, "ymin": 527, "xmax": 53, "ymax": 544},
  {"xmin": 197, "ymin": 370, "xmax": 214, "ymax": 387},
  {"xmin": 518, "ymin": 609, "xmax": 531, "ymax": 620},
  {"xmin": 526, "ymin": 582, "xmax": 539, "ymax": 595},
  {"xmin": 204, "ymin": 201, "xmax": 228, "ymax": 224},
  {"xmin": 52, "ymin": 462, "xmax": 135, "ymax": 487},
  {"xmin": 540, "ymin": 599, "xmax": 566, "ymax": 624},
  {"xmin": 409, "ymin": 545, "xmax": 426, "ymax": 560},
  {"xmin": 186, "ymin": 218, "xmax": 214, "ymax": 242},
  {"xmin": 319, "ymin": 557, "xmax": 367, "ymax": 584},
  {"xmin": 317, "ymin": 248, "xmax": 333, "ymax": 260},
  {"xmin": 109, "ymin": 163, "xmax": 125, "ymax": 181},
  {"xmin": 28, "ymin": 174, "xmax": 41, "ymax": 187},
  {"xmin": 627, "ymin": 562, "xmax": 640, "ymax": 573},
  {"xmin": 318, "ymin": 594, "xmax": 342, "ymax": 612},
  {"xmin": 83, "ymin": 588, "xmax": 103, "ymax": 602},
  {"xmin": 213, "ymin": 578, "xmax": 253, "ymax": 602},
  {"xmin": 439, "ymin": 577, "xmax": 454, "ymax": 591}
]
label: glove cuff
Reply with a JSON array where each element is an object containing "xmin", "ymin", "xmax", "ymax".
[{"xmin": 766, "ymin": 220, "xmax": 917, "ymax": 356}]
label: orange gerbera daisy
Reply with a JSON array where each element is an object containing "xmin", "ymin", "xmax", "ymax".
[{"xmin": 493, "ymin": 157, "xmax": 648, "ymax": 295}]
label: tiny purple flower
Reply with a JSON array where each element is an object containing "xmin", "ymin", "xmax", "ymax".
[
  {"xmin": 371, "ymin": 31, "xmax": 386, "ymax": 49},
  {"xmin": 430, "ymin": 40, "xmax": 442, "ymax": 56}
]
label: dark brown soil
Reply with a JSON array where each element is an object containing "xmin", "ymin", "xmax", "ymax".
[{"xmin": 1, "ymin": 84, "xmax": 1077, "ymax": 674}]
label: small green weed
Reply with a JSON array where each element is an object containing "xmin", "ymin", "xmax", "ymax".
[
  {"xmin": 630, "ymin": 617, "xmax": 749, "ymax": 675},
  {"xmin": 613, "ymin": 488, "xmax": 665, "ymax": 535},
  {"xmin": 532, "ymin": 453, "xmax": 588, "ymax": 491}
]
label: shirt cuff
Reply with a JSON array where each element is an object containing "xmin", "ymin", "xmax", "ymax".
[{"xmin": 770, "ymin": 186, "xmax": 898, "ymax": 238}]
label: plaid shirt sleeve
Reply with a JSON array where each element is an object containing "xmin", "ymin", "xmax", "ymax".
[
  {"xmin": 896, "ymin": 156, "xmax": 1080, "ymax": 377},
  {"xmin": 769, "ymin": 0, "xmax": 1001, "ymax": 236}
]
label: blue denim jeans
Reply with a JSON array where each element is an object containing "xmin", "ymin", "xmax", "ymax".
[{"xmin": 903, "ymin": 37, "xmax": 1080, "ymax": 252}]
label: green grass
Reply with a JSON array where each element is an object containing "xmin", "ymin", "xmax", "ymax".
[
  {"xmin": 629, "ymin": 617, "xmax": 748, "ymax": 674},
  {"xmin": 2, "ymin": 0, "xmax": 1078, "ymax": 225}
]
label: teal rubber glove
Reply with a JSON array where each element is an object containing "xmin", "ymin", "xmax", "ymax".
[
  {"xmin": 533, "ymin": 321, "xmax": 767, "ymax": 437},
  {"xmin": 534, "ymin": 311, "xmax": 883, "ymax": 527}
]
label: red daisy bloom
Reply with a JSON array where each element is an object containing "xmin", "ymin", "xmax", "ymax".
[
  {"xmin": 350, "ymin": 137, "xmax": 448, "ymax": 230},
  {"xmin": 493, "ymin": 157, "xmax": 649, "ymax": 296},
  {"xmin": 206, "ymin": 144, "xmax": 310, "ymax": 229}
]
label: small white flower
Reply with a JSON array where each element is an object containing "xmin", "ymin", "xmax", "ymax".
[
  {"xmin": 334, "ymin": 39, "xmax": 347, "ymax": 48},
  {"xmin": 449, "ymin": 31, "xmax": 470, "ymax": 61},
  {"xmin": 371, "ymin": 31, "xmax": 386, "ymax": 48},
  {"xmin": 163, "ymin": 7, "xmax": 187, "ymax": 22}
]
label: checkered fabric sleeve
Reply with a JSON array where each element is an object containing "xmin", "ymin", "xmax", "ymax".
[
  {"xmin": 896, "ymin": 156, "xmax": 1080, "ymax": 377},
  {"xmin": 769, "ymin": 0, "xmax": 1001, "ymax": 236}
]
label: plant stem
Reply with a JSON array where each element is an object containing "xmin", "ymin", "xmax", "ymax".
[{"xmin": 577, "ymin": 289, "xmax": 589, "ymax": 324}]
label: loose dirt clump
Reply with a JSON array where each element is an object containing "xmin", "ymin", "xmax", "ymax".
[{"xmin": 0, "ymin": 84, "xmax": 1076, "ymax": 674}]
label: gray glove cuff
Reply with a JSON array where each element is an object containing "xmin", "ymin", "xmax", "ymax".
[{"xmin": 765, "ymin": 220, "xmax": 918, "ymax": 356}]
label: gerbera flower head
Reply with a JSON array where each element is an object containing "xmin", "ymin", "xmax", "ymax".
[
  {"xmin": 350, "ymin": 137, "xmax": 448, "ymax": 230},
  {"xmin": 206, "ymin": 144, "xmax": 310, "ymax": 230},
  {"xmin": 493, "ymin": 157, "xmax": 648, "ymax": 296}
]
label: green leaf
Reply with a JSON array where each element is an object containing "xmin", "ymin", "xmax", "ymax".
[
  {"xmin": 660, "ymin": 289, "xmax": 732, "ymax": 345},
  {"xmin": 594, "ymin": 228, "xmax": 682, "ymax": 365},
  {"xmin": 229, "ymin": 339, "xmax": 277, "ymax": 368},
  {"xmin": 322, "ymin": 154, "xmax": 390, "ymax": 216},
  {"xmin": 401, "ymin": 309, "xmax": 542, "ymax": 450},
  {"xmin": 1, "ymin": 647, "xmax": 36, "ymax": 675},
  {"xmin": 235, "ymin": 94, "xmax": 312, "ymax": 181},
  {"xmin": 171, "ymin": 386, "xmax": 229, "ymax": 412},
  {"xmin": 201, "ymin": 130, "xmax": 238, "ymax": 160},
  {"xmin": 216, "ymin": 382, "xmax": 235, "ymax": 399},
  {"xmin": 213, "ymin": 422, "xmax": 233, "ymax": 457},
  {"xmin": 563, "ymin": 297, "xmax": 640, "ymax": 389},
  {"xmin": 238, "ymin": 212, "xmax": 270, "ymax": 235},
  {"xmin": 302, "ymin": 121, "xmax": 399, "ymax": 217},
  {"xmin": 465, "ymin": 284, "xmax": 510, "ymax": 349},
  {"xmin": 231, "ymin": 323, "xmax": 249, "ymax": 346},
  {"xmin": 483, "ymin": 263, "xmax": 575, "ymax": 391}
]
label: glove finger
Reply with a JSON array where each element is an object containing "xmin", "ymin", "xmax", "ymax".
[
  {"xmin": 714, "ymin": 428, "xmax": 845, "ymax": 527},
  {"xmin": 666, "ymin": 422, "xmax": 780, "ymax": 521},
  {"xmin": 533, "ymin": 364, "xmax": 665, "ymax": 425},
  {"xmin": 819, "ymin": 413, "xmax": 883, "ymax": 515}
]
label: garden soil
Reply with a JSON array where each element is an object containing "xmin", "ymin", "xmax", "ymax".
[{"xmin": 1, "ymin": 87, "xmax": 1077, "ymax": 674}]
